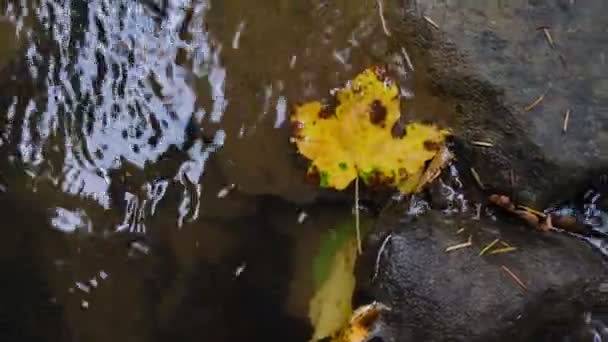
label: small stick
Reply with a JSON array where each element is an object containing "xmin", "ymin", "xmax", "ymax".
[
  {"xmin": 524, "ymin": 93, "xmax": 545, "ymax": 111},
  {"xmin": 488, "ymin": 247, "xmax": 517, "ymax": 255},
  {"xmin": 456, "ymin": 227, "xmax": 465, "ymax": 234},
  {"xmin": 470, "ymin": 167, "xmax": 485, "ymax": 189},
  {"xmin": 423, "ymin": 15, "xmax": 440, "ymax": 29},
  {"xmin": 502, "ymin": 265, "xmax": 528, "ymax": 290},
  {"xmin": 446, "ymin": 235, "xmax": 472, "ymax": 252},
  {"xmin": 479, "ymin": 238, "xmax": 500, "ymax": 256},
  {"xmin": 471, "ymin": 141, "xmax": 494, "ymax": 148},
  {"xmin": 562, "ymin": 109, "xmax": 570, "ymax": 133}
]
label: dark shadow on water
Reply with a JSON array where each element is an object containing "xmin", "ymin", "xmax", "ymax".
[{"xmin": 0, "ymin": 192, "xmax": 70, "ymax": 342}]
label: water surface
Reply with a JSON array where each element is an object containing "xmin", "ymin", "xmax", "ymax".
[{"xmin": 0, "ymin": 0, "xmax": 437, "ymax": 340}]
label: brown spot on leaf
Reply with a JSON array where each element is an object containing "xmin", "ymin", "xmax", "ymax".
[
  {"xmin": 424, "ymin": 140, "xmax": 441, "ymax": 151},
  {"xmin": 373, "ymin": 65, "xmax": 388, "ymax": 82},
  {"xmin": 291, "ymin": 121, "xmax": 305, "ymax": 138},
  {"xmin": 318, "ymin": 96, "xmax": 339, "ymax": 119},
  {"xmin": 357, "ymin": 309, "xmax": 382, "ymax": 330},
  {"xmin": 398, "ymin": 168, "xmax": 409, "ymax": 179},
  {"xmin": 364, "ymin": 170, "xmax": 395, "ymax": 190},
  {"xmin": 306, "ymin": 166, "xmax": 321, "ymax": 185},
  {"xmin": 391, "ymin": 120, "xmax": 407, "ymax": 138},
  {"xmin": 369, "ymin": 100, "xmax": 387, "ymax": 125}
]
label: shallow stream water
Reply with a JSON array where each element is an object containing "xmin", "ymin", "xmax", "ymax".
[{"xmin": 0, "ymin": 0, "xmax": 453, "ymax": 340}]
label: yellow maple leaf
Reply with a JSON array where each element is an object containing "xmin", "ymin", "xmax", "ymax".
[
  {"xmin": 291, "ymin": 67, "xmax": 449, "ymax": 193},
  {"xmin": 331, "ymin": 302, "xmax": 391, "ymax": 342}
]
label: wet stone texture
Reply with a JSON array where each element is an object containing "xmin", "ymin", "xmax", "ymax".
[
  {"xmin": 355, "ymin": 210, "xmax": 608, "ymax": 342},
  {"xmin": 390, "ymin": 0, "xmax": 608, "ymax": 208}
]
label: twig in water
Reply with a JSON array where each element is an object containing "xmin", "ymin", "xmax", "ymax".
[
  {"xmin": 479, "ymin": 238, "xmax": 500, "ymax": 256},
  {"xmin": 376, "ymin": 0, "xmax": 391, "ymax": 36},
  {"xmin": 423, "ymin": 15, "xmax": 439, "ymax": 29},
  {"xmin": 488, "ymin": 247, "xmax": 517, "ymax": 255},
  {"xmin": 456, "ymin": 227, "xmax": 465, "ymax": 235},
  {"xmin": 563, "ymin": 109, "xmax": 570, "ymax": 133},
  {"xmin": 445, "ymin": 235, "xmax": 472, "ymax": 252},
  {"xmin": 372, "ymin": 234, "xmax": 393, "ymax": 281},
  {"xmin": 502, "ymin": 265, "xmax": 528, "ymax": 290},
  {"xmin": 524, "ymin": 93, "xmax": 545, "ymax": 111}
]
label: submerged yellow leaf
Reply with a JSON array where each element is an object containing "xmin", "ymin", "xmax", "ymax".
[
  {"xmin": 309, "ymin": 239, "xmax": 358, "ymax": 341},
  {"xmin": 292, "ymin": 67, "xmax": 449, "ymax": 192}
]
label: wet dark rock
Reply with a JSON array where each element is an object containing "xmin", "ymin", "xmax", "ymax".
[
  {"xmin": 386, "ymin": 1, "xmax": 608, "ymax": 208},
  {"xmin": 354, "ymin": 209, "xmax": 608, "ymax": 342}
]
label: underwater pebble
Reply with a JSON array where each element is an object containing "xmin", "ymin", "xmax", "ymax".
[
  {"xmin": 217, "ymin": 184, "xmax": 236, "ymax": 198},
  {"xmin": 75, "ymin": 282, "xmax": 90, "ymax": 293},
  {"xmin": 234, "ymin": 262, "xmax": 247, "ymax": 278},
  {"xmin": 297, "ymin": 211, "xmax": 308, "ymax": 224},
  {"xmin": 131, "ymin": 241, "xmax": 150, "ymax": 255}
]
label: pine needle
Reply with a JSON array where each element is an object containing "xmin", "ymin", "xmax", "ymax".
[
  {"xmin": 470, "ymin": 167, "xmax": 485, "ymax": 189},
  {"xmin": 471, "ymin": 141, "xmax": 494, "ymax": 148},
  {"xmin": 501, "ymin": 265, "xmax": 528, "ymax": 290},
  {"xmin": 524, "ymin": 94, "xmax": 545, "ymax": 111},
  {"xmin": 488, "ymin": 247, "xmax": 517, "ymax": 255},
  {"xmin": 563, "ymin": 109, "xmax": 570, "ymax": 133},
  {"xmin": 479, "ymin": 238, "xmax": 500, "ymax": 256},
  {"xmin": 542, "ymin": 28, "xmax": 555, "ymax": 49},
  {"xmin": 423, "ymin": 15, "xmax": 440, "ymax": 29},
  {"xmin": 446, "ymin": 235, "xmax": 472, "ymax": 252}
]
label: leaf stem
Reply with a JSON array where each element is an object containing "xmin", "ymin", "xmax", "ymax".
[{"xmin": 355, "ymin": 176, "xmax": 362, "ymax": 254}]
